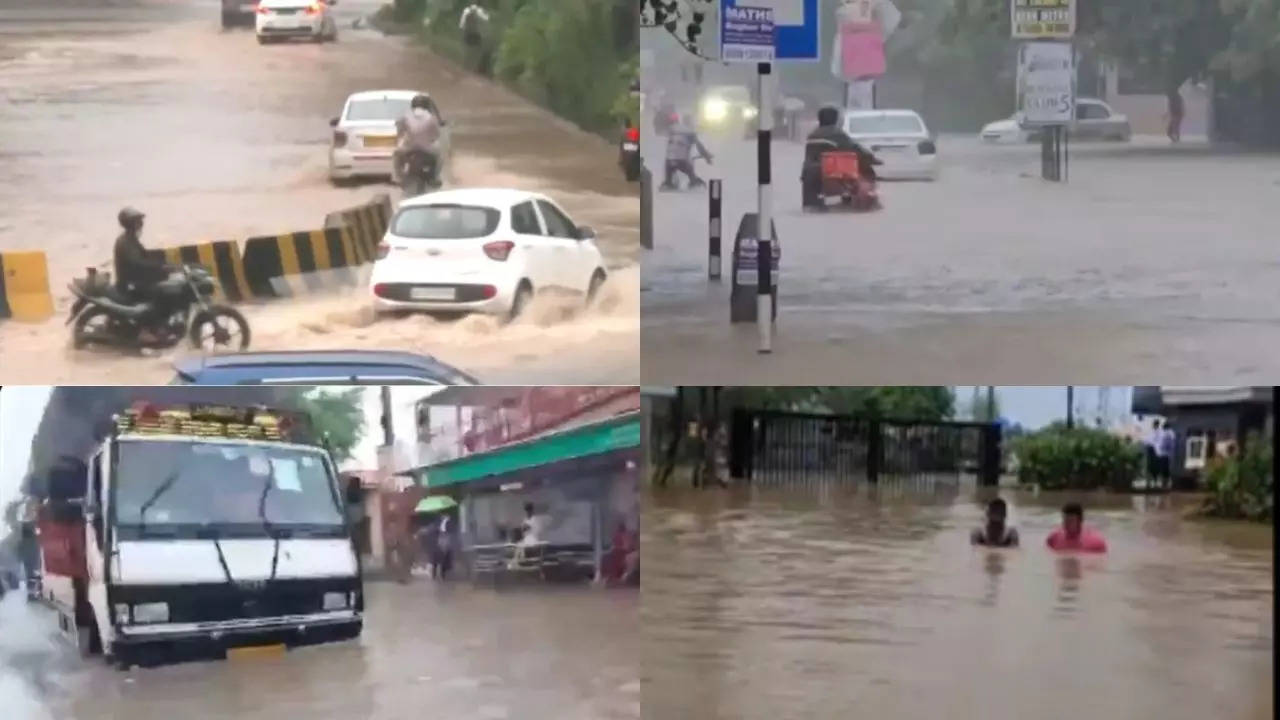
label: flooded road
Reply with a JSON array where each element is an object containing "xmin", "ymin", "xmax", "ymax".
[
  {"xmin": 641, "ymin": 129, "xmax": 1280, "ymax": 384},
  {"xmin": 0, "ymin": 580, "xmax": 639, "ymax": 720},
  {"xmin": 643, "ymin": 486, "xmax": 1274, "ymax": 720},
  {"xmin": 0, "ymin": 0, "xmax": 638, "ymax": 384}
]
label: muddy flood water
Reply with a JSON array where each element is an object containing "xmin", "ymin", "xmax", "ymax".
[
  {"xmin": 643, "ymin": 485, "xmax": 1274, "ymax": 720},
  {"xmin": 0, "ymin": 581, "xmax": 639, "ymax": 720}
]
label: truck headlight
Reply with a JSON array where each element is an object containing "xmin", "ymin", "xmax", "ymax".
[
  {"xmin": 322, "ymin": 592, "xmax": 349, "ymax": 610},
  {"xmin": 132, "ymin": 602, "xmax": 169, "ymax": 624}
]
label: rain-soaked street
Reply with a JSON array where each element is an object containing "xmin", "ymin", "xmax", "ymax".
[
  {"xmin": 643, "ymin": 486, "xmax": 1274, "ymax": 720},
  {"xmin": 0, "ymin": 0, "xmax": 638, "ymax": 384},
  {"xmin": 1, "ymin": 578, "xmax": 639, "ymax": 720},
  {"xmin": 641, "ymin": 128, "xmax": 1280, "ymax": 384}
]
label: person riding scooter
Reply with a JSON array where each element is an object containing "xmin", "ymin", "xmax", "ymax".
[
  {"xmin": 661, "ymin": 114, "xmax": 713, "ymax": 190},
  {"xmin": 394, "ymin": 94, "xmax": 442, "ymax": 190},
  {"xmin": 802, "ymin": 106, "xmax": 880, "ymax": 207}
]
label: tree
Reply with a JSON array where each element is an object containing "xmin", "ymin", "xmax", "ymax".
[
  {"xmin": 279, "ymin": 388, "xmax": 366, "ymax": 462},
  {"xmin": 640, "ymin": 0, "xmax": 715, "ymax": 59},
  {"xmin": 729, "ymin": 386, "xmax": 955, "ymax": 420}
]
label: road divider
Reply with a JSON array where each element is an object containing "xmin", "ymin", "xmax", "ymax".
[
  {"xmin": 1, "ymin": 194, "xmax": 394, "ymax": 322},
  {"xmin": 0, "ymin": 251, "xmax": 55, "ymax": 322},
  {"xmin": 150, "ymin": 240, "xmax": 252, "ymax": 303}
]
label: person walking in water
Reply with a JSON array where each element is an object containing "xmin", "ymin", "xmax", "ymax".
[
  {"xmin": 1046, "ymin": 503, "xmax": 1107, "ymax": 553},
  {"xmin": 1166, "ymin": 88, "xmax": 1184, "ymax": 143},
  {"xmin": 971, "ymin": 498, "xmax": 1019, "ymax": 547}
]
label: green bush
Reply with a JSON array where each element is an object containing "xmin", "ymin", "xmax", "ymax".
[
  {"xmin": 1013, "ymin": 424, "xmax": 1142, "ymax": 491},
  {"xmin": 1201, "ymin": 433, "xmax": 1273, "ymax": 522}
]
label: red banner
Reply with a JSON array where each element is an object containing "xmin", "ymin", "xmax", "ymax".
[
  {"xmin": 37, "ymin": 507, "xmax": 87, "ymax": 580},
  {"xmin": 463, "ymin": 387, "xmax": 640, "ymax": 454}
]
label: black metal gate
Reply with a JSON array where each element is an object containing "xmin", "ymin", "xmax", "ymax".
[{"xmin": 730, "ymin": 409, "xmax": 1001, "ymax": 486}]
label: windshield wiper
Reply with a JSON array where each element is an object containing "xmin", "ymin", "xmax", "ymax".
[
  {"xmin": 256, "ymin": 474, "xmax": 282, "ymax": 583},
  {"xmin": 196, "ymin": 526, "xmax": 236, "ymax": 587},
  {"xmin": 136, "ymin": 471, "xmax": 180, "ymax": 537}
]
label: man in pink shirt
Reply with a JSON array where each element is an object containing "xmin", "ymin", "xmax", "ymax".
[{"xmin": 1046, "ymin": 503, "xmax": 1107, "ymax": 552}]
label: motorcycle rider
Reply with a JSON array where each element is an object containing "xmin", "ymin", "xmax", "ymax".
[
  {"xmin": 394, "ymin": 94, "xmax": 443, "ymax": 191},
  {"xmin": 661, "ymin": 113, "xmax": 713, "ymax": 190},
  {"xmin": 802, "ymin": 105, "xmax": 880, "ymax": 206},
  {"xmin": 112, "ymin": 207, "xmax": 171, "ymax": 342}
]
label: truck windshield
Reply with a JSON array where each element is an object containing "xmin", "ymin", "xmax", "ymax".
[{"xmin": 113, "ymin": 439, "xmax": 345, "ymax": 539}]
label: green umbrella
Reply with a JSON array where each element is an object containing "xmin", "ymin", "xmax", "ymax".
[{"xmin": 414, "ymin": 496, "xmax": 457, "ymax": 514}]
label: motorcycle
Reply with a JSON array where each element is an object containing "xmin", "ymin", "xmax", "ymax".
[
  {"xmin": 619, "ymin": 124, "xmax": 641, "ymax": 182},
  {"xmin": 802, "ymin": 150, "xmax": 882, "ymax": 212},
  {"xmin": 68, "ymin": 264, "xmax": 251, "ymax": 352},
  {"xmin": 401, "ymin": 149, "xmax": 442, "ymax": 198}
]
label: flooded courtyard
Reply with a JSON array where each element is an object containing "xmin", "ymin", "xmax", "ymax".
[
  {"xmin": 643, "ymin": 485, "xmax": 1274, "ymax": 720},
  {"xmin": 0, "ymin": 580, "xmax": 639, "ymax": 720}
]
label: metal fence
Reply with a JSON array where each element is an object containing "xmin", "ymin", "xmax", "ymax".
[{"xmin": 730, "ymin": 409, "xmax": 1001, "ymax": 487}]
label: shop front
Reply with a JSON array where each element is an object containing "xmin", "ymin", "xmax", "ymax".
[{"xmin": 416, "ymin": 412, "xmax": 640, "ymax": 584}]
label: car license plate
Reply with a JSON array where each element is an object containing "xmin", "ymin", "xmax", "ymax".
[
  {"xmin": 622, "ymin": 143, "xmax": 638, "ymax": 151},
  {"xmin": 410, "ymin": 287, "xmax": 455, "ymax": 301},
  {"xmin": 364, "ymin": 135, "xmax": 396, "ymax": 148}
]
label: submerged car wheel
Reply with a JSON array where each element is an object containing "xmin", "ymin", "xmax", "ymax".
[
  {"xmin": 586, "ymin": 269, "xmax": 607, "ymax": 306},
  {"xmin": 508, "ymin": 282, "xmax": 533, "ymax": 322}
]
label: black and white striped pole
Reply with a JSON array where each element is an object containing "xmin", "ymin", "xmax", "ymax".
[
  {"xmin": 756, "ymin": 61, "xmax": 774, "ymax": 353},
  {"xmin": 708, "ymin": 179, "xmax": 722, "ymax": 280}
]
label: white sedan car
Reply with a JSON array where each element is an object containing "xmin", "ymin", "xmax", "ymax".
[
  {"xmin": 843, "ymin": 109, "xmax": 938, "ymax": 180},
  {"xmin": 329, "ymin": 90, "xmax": 453, "ymax": 185},
  {"xmin": 255, "ymin": 0, "xmax": 337, "ymax": 44},
  {"xmin": 369, "ymin": 189, "xmax": 608, "ymax": 319}
]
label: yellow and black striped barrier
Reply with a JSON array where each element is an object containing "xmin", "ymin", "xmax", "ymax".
[
  {"xmin": 324, "ymin": 193, "xmax": 393, "ymax": 260},
  {"xmin": 0, "ymin": 250, "xmax": 55, "ymax": 322},
  {"xmin": 241, "ymin": 227, "xmax": 367, "ymax": 299},
  {"xmin": 149, "ymin": 240, "xmax": 252, "ymax": 303}
]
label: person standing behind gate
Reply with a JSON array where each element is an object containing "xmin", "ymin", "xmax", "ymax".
[
  {"xmin": 1166, "ymin": 88, "xmax": 1184, "ymax": 143},
  {"xmin": 1144, "ymin": 419, "xmax": 1162, "ymax": 482},
  {"xmin": 1156, "ymin": 423, "xmax": 1177, "ymax": 488}
]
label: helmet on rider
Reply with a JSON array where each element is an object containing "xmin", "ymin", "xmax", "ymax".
[
  {"xmin": 117, "ymin": 206, "xmax": 145, "ymax": 232},
  {"xmin": 410, "ymin": 94, "xmax": 432, "ymax": 111},
  {"xmin": 817, "ymin": 106, "xmax": 840, "ymax": 127}
]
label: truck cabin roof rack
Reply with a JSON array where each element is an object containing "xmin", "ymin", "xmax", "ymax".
[{"xmin": 111, "ymin": 401, "xmax": 318, "ymax": 445}]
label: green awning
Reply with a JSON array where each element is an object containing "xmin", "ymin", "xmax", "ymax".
[
  {"xmin": 424, "ymin": 413, "xmax": 640, "ymax": 488},
  {"xmin": 414, "ymin": 496, "xmax": 457, "ymax": 513}
]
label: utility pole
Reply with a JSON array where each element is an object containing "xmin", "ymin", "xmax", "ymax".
[
  {"xmin": 1066, "ymin": 386, "xmax": 1075, "ymax": 429},
  {"xmin": 380, "ymin": 386, "xmax": 394, "ymax": 447},
  {"xmin": 987, "ymin": 386, "xmax": 996, "ymax": 422}
]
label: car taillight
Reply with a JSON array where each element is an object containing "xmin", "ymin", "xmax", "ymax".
[
  {"xmin": 304, "ymin": 2, "xmax": 322, "ymax": 14},
  {"xmin": 257, "ymin": 4, "xmax": 270, "ymax": 13},
  {"xmin": 480, "ymin": 285, "xmax": 497, "ymax": 299},
  {"xmin": 376, "ymin": 242, "xmax": 389, "ymax": 260},
  {"xmin": 625, "ymin": 127, "xmax": 639, "ymax": 142},
  {"xmin": 333, "ymin": 130, "xmax": 348, "ymax": 148},
  {"xmin": 918, "ymin": 139, "xmax": 937, "ymax": 155},
  {"xmin": 372, "ymin": 283, "xmax": 389, "ymax": 298},
  {"xmin": 483, "ymin": 240, "xmax": 515, "ymax": 261}
]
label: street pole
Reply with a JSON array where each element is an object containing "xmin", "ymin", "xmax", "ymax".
[
  {"xmin": 708, "ymin": 179, "xmax": 722, "ymax": 280},
  {"xmin": 1066, "ymin": 386, "xmax": 1075, "ymax": 429},
  {"xmin": 756, "ymin": 61, "xmax": 774, "ymax": 354},
  {"xmin": 987, "ymin": 386, "xmax": 996, "ymax": 422}
]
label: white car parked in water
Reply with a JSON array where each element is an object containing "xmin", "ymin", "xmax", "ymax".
[
  {"xmin": 842, "ymin": 109, "xmax": 939, "ymax": 181},
  {"xmin": 369, "ymin": 189, "xmax": 608, "ymax": 320},
  {"xmin": 328, "ymin": 90, "xmax": 454, "ymax": 185}
]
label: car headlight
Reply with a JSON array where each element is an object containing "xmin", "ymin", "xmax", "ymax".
[
  {"xmin": 322, "ymin": 592, "xmax": 349, "ymax": 611},
  {"xmin": 132, "ymin": 602, "xmax": 169, "ymax": 624},
  {"xmin": 702, "ymin": 99, "xmax": 728, "ymax": 122},
  {"xmin": 742, "ymin": 107, "xmax": 758, "ymax": 119}
]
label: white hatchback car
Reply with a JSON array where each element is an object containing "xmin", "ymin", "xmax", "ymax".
[
  {"xmin": 369, "ymin": 189, "xmax": 608, "ymax": 319},
  {"xmin": 843, "ymin": 109, "xmax": 939, "ymax": 180},
  {"xmin": 255, "ymin": 0, "xmax": 337, "ymax": 43},
  {"xmin": 329, "ymin": 90, "xmax": 453, "ymax": 185}
]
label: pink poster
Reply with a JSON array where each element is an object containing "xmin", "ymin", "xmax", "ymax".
[{"xmin": 840, "ymin": 25, "xmax": 885, "ymax": 80}]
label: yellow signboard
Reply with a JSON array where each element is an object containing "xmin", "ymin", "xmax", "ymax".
[{"xmin": 1011, "ymin": 0, "xmax": 1075, "ymax": 39}]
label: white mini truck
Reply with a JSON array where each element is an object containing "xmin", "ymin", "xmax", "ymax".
[{"xmin": 37, "ymin": 402, "xmax": 363, "ymax": 667}]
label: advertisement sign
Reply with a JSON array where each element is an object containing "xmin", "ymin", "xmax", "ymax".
[
  {"xmin": 724, "ymin": 0, "xmax": 820, "ymax": 61},
  {"xmin": 1016, "ymin": 41, "xmax": 1075, "ymax": 125},
  {"xmin": 1011, "ymin": 0, "xmax": 1075, "ymax": 39},
  {"xmin": 830, "ymin": 0, "xmax": 899, "ymax": 82},
  {"xmin": 721, "ymin": 4, "xmax": 776, "ymax": 63},
  {"xmin": 458, "ymin": 388, "xmax": 641, "ymax": 456}
]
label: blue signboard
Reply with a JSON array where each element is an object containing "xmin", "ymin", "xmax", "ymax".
[
  {"xmin": 721, "ymin": 5, "xmax": 775, "ymax": 63},
  {"xmin": 720, "ymin": 0, "xmax": 820, "ymax": 62}
]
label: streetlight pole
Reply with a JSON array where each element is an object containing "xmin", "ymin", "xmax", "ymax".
[{"xmin": 1066, "ymin": 386, "xmax": 1075, "ymax": 429}]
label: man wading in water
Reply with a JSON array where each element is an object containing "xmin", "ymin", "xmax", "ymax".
[{"xmin": 971, "ymin": 498, "xmax": 1019, "ymax": 547}]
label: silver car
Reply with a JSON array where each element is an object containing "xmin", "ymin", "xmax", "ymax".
[{"xmin": 1028, "ymin": 98, "xmax": 1131, "ymax": 142}]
